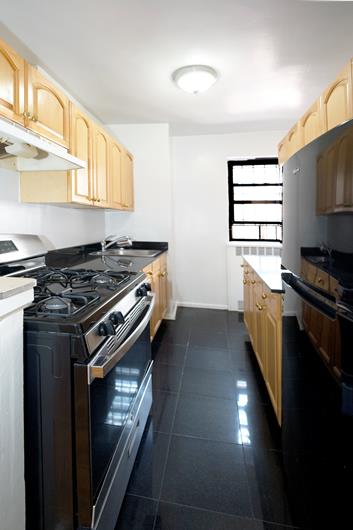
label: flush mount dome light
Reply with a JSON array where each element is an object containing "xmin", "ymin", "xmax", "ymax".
[{"xmin": 172, "ymin": 65, "xmax": 218, "ymax": 94}]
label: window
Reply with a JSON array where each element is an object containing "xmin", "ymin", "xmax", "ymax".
[{"xmin": 228, "ymin": 158, "xmax": 282, "ymax": 242}]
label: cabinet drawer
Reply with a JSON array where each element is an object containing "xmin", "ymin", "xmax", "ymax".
[{"xmin": 314, "ymin": 269, "xmax": 329, "ymax": 292}]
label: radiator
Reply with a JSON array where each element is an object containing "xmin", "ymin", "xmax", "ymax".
[{"xmin": 226, "ymin": 244, "xmax": 282, "ymax": 311}]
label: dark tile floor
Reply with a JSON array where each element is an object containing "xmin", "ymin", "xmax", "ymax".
[{"xmin": 115, "ymin": 308, "xmax": 352, "ymax": 530}]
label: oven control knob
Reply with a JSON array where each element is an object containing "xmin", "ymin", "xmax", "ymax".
[
  {"xmin": 98, "ymin": 320, "xmax": 115, "ymax": 336},
  {"xmin": 145, "ymin": 282, "xmax": 152, "ymax": 292},
  {"xmin": 136, "ymin": 285, "xmax": 148, "ymax": 297},
  {"xmin": 109, "ymin": 311, "xmax": 125, "ymax": 325}
]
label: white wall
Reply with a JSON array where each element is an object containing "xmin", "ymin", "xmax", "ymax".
[
  {"xmin": 171, "ymin": 130, "xmax": 285, "ymax": 308},
  {"xmin": 0, "ymin": 169, "xmax": 106, "ymax": 249},
  {"xmin": 105, "ymin": 123, "xmax": 176, "ymax": 314}
]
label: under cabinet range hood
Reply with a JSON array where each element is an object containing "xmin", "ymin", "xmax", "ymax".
[{"xmin": 0, "ymin": 116, "xmax": 86, "ymax": 171}]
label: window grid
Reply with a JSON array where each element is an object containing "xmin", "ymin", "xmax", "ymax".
[{"xmin": 228, "ymin": 158, "xmax": 282, "ymax": 242}]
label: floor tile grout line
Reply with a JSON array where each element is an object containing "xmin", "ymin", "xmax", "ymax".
[{"xmin": 151, "ymin": 324, "xmax": 192, "ymax": 530}]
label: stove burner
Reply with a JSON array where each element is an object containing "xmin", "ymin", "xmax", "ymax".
[
  {"xmin": 30, "ymin": 291, "xmax": 100, "ymax": 318},
  {"xmin": 42, "ymin": 296, "xmax": 72, "ymax": 312},
  {"xmin": 69, "ymin": 269, "xmax": 131, "ymax": 291}
]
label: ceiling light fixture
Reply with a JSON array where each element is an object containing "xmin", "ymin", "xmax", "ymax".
[{"xmin": 172, "ymin": 65, "xmax": 218, "ymax": 94}]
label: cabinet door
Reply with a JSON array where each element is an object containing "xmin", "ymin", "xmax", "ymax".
[
  {"xmin": 110, "ymin": 140, "xmax": 123, "ymax": 209},
  {"xmin": 0, "ymin": 38, "xmax": 25, "ymax": 124},
  {"xmin": 300, "ymin": 99, "xmax": 322, "ymax": 146},
  {"xmin": 265, "ymin": 308, "xmax": 281, "ymax": 422},
  {"xmin": 26, "ymin": 65, "xmax": 70, "ymax": 147},
  {"xmin": 287, "ymin": 123, "xmax": 302, "ymax": 158},
  {"xmin": 321, "ymin": 64, "xmax": 353, "ymax": 133},
  {"xmin": 254, "ymin": 289, "xmax": 266, "ymax": 373},
  {"xmin": 70, "ymin": 105, "xmax": 93, "ymax": 205},
  {"xmin": 335, "ymin": 130, "xmax": 353, "ymax": 210},
  {"xmin": 93, "ymin": 125, "xmax": 110, "ymax": 207},
  {"xmin": 278, "ymin": 136, "xmax": 289, "ymax": 165},
  {"xmin": 121, "ymin": 151, "xmax": 134, "ymax": 210}
]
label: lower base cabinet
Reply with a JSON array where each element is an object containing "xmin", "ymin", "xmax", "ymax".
[
  {"xmin": 243, "ymin": 259, "xmax": 282, "ymax": 425},
  {"xmin": 143, "ymin": 253, "xmax": 168, "ymax": 340}
]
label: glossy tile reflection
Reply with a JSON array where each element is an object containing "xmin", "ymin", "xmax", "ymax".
[{"xmin": 116, "ymin": 310, "xmax": 352, "ymax": 530}]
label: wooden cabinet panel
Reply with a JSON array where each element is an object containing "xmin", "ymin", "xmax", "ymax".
[
  {"xmin": 278, "ymin": 136, "xmax": 289, "ymax": 165},
  {"xmin": 243, "ymin": 260, "xmax": 282, "ymax": 425},
  {"xmin": 26, "ymin": 65, "xmax": 70, "ymax": 147},
  {"xmin": 334, "ymin": 129, "xmax": 353, "ymax": 211},
  {"xmin": 144, "ymin": 253, "xmax": 168, "ymax": 341},
  {"xmin": 287, "ymin": 124, "xmax": 302, "ymax": 158},
  {"xmin": 321, "ymin": 64, "xmax": 353, "ymax": 133},
  {"xmin": 110, "ymin": 140, "xmax": 123, "ymax": 209},
  {"xmin": 70, "ymin": 105, "xmax": 93, "ymax": 205},
  {"xmin": 93, "ymin": 125, "xmax": 110, "ymax": 207},
  {"xmin": 0, "ymin": 37, "xmax": 25, "ymax": 124},
  {"xmin": 121, "ymin": 151, "xmax": 134, "ymax": 210},
  {"xmin": 265, "ymin": 308, "xmax": 282, "ymax": 421},
  {"xmin": 300, "ymin": 99, "xmax": 322, "ymax": 146}
]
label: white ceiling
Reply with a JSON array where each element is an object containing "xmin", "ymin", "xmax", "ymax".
[{"xmin": 1, "ymin": 0, "xmax": 353, "ymax": 135}]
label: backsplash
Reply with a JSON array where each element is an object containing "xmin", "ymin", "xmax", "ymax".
[
  {"xmin": 327, "ymin": 214, "xmax": 353, "ymax": 253},
  {"xmin": 0, "ymin": 169, "xmax": 106, "ymax": 249}
]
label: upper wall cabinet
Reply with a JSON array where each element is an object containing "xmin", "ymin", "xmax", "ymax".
[
  {"xmin": 121, "ymin": 150, "xmax": 134, "ymax": 210},
  {"xmin": 321, "ymin": 64, "xmax": 353, "ymax": 133},
  {"xmin": 26, "ymin": 65, "xmax": 70, "ymax": 148},
  {"xmin": 0, "ymin": 38, "xmax": 25, "ymax": 125},
  {"xmin": 300, "ymin": 99, "xmax": 322, "ymax": 146},
  {"xmin": 278, "ymin": 59, "xmax": 353, "ymax": 165},
  {"xmin": 70, "ymin": 105, "xmax": 93, "ymax": 205},
  {"xmin": 93, "ymin": 125, "xmax": 110, "ymax": 208},
  {"xmin": 110, "ymin": 139, "xmax": 123, "ymax": 209}
]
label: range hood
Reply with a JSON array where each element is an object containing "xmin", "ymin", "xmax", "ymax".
[{"xmin": 0, "ymin": 116, "xmax": 86, "ymax": 172}]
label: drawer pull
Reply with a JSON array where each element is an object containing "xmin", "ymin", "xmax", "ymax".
[
  {"xmin": 256, "ymin": 302, "xmax": 264, "ymax": 311},
  {"xmin": 261, "ymin": 293, "xmax": 267, "ymax": 300},
  {"xmin": 251, "ymin": 280, "xmax": 256, "ymax": 285},
  {"xmin": 317, "ymin": 277, "xmax": 323, "ymax": 284},
  {"xmin": 243, "ymin": 279, "xmax": 247, "ymax": 285},
  {"xmin": 244, "ymin": 270, "xmax": 249, "ymax": 275}
]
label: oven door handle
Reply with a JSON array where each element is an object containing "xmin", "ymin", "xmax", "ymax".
[{"xmin": 88, "ymin": 293, "xmax": 155, "ymax": 383}]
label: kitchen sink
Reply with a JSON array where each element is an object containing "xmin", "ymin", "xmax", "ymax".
[
  {"xmin": 308, "ymin": 256, "xmax": 331, "ymax": 264},
  {"xmin": 89, "ymin": 249, "xmax": 160, "ymax": 258}
]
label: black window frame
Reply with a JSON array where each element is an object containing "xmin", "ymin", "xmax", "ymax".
[{"xmin": 227, "ymin": 157, "xmax": 282, "ymax": 243}]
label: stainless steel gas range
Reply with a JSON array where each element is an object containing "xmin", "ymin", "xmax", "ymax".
[{"xmin": 0, "ymin": 234, "xmax": 155, "ymax": 530}]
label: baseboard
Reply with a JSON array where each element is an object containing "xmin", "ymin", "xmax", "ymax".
[
  {"xmin": 177, "ymin": 301, "xmax": 228, "ymax": 310},
  {"xmin": 164, "ymin": 300, "xmax": 178, "ymax": 320}
]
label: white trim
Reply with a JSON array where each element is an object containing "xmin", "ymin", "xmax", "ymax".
[
  {"xmin": 164, "ymin": 300, "xmax": 178, "ymax": 320},
  {"xmin": 227, "ymin": 241, "xmax": 282, "ymax": 248},
  {"xmin": 177, "ymin": 301, "xmax": 228, "ymax": 310}
]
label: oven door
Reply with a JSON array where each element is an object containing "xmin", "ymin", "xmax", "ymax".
[{"xmin": 74, "ymin": 294, "xmax": 155, "ymax": 530}]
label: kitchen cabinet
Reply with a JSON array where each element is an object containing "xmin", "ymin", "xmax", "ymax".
[
  {"xmin": 26, "ymin": 65, "xmax": 70, "ymax": 148},
  {"xmin": 321, "ymin": 64, "xmax": 353, "ymax": 133},
  {"xmin": 243, "ymin": 259, "xmax": 282, "ymax": 424},
  {"xmin": 301, "ymin": 258, "xmax": 340, "ymax": 376},
  {"xmin": 278, "ymin": 58, "xmax": 353, "ymax": 165},
  {"xmin": 0, "ymin": 37, "xmax": 25, "ymax": 125},
  {"xmin": 93, "ymin": 125, "xmax": 110, "ymax": 207},
  {"xmin": 316, "ymin": 127, "xmax": 353, "ymax": 215},
  {"xmin": 300, "ymin": 99, "xmax": 323, "ymax": 146},
  {"xmin": 143, "ymin": 253, "xmax": 169, "ymax": 340},
  {"xmin": 121, "ymin": 150, "xmax": 134, "ymax": 210},
  {"xmin": 70, "ymin": 105, "xmax": 93, "ymax": 205},
  {"xmin": 110, "ymin": 139, "xmax": 123, "ymax": 209}
]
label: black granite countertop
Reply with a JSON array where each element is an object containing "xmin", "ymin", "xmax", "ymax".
[
  {"xmin": 46, "ymin": 241, "xmax": 168, "ymax": 273},
  {"xmin": 301, "ymin": 247, "xmax": 353, "ymax": 287}
]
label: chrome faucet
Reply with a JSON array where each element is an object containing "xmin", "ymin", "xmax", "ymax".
[
  {"xmin": 320, "ymin": 242, "xmax": 332, "ymax": 259},
  {"xmin": 101, "ymin": 235, "xmax": 133, "ymax": 252}
]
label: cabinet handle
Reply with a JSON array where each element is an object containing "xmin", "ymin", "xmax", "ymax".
[
  {"xmin": 243, "ymin": 279, "xmax": 248, "ymax": 285},
  {"xmin": 317, "ymin": 277, "xmax": 323, "ymax": 284},
  {"xmin": 31, "ymin": 114, "xmax": 38, "ymax": 122},
  {"xmin": 256, "ymin": 302, "xmax": 265, "ymax": 311},
  {"xmin": 244, "ymin": 269, "xmax": 249, "ymax": 275},
  {"xmin": 251, "ymin": 280, "xmax": 256, "ymax": 285},
  {"xmin": 240, "ymin": 264, "xmax": 244, "ymax": 268},
  {"xmin": 146, "ymin": 271, "xmax": 153, "ymax": 277},
  {"xmin": 262, "ymin": 293, "xmax": 267, "ymax": 300},
  {"xmin": 22, "ymin": 111, "xmax": 31, "ymax": 119}
]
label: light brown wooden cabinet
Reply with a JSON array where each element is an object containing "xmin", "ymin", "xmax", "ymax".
[
  {"xmin": 300, "ymin": 99, "xmax": 323, "ymax": 146},
  {"xmin": 278, "ymin": 58, "xmax": 353, "ymax": 165},
  {"xmin": 301, "ymin": 258, "xmax": 340, "ymax": 377},
  {"xmin": 243, "ymin": 259, "xmax": 282, "ymax": 425},
  {"xmin": 316, "ymin": 127, "xmax": 353, "ymax": 215},
  {"xmin": 143, "ymin": 253, "xmax": 169, "ymax": 340},
  {"xmin": 0, "ymin": 35, "xmax": 135, "ymax": 211},
  {"xmin": 26, "ymin": 65, "xmax": 70, "ymax": 148},
  {"xmin": 321, "ymin": 64, "xmax": 353, "ymax": 133},
  {"xmin": 0, "ymin": 37, "xmax": 25, "ymax": 125}
]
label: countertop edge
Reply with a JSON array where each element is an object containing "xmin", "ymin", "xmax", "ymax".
[
  {"xmin": 0, "ymin": 277, "xmax": 36, "ymax": 300},
  {"xmin": 243, "ymin": 255, "xmax": 285, "ymax": 294}
]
